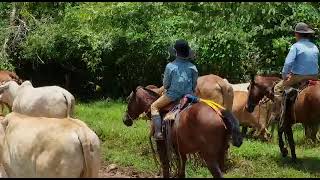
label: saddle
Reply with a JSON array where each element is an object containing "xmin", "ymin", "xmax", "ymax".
[
  {"xmin": 292, "ymin": 79, "xmax": 319, "ymax": 90},
  {"xmin": 280, "ymin": 79, "xmax": 320, "ymax": 126},
  {"xmin": 162, "ymin": 95, "xmax": 197, "ymax": 122},
  {"xmin": 161, "ymin": 94, "xmax": 225, "ymax": 122},
  {"xmin": 283, "ymin": 79, "xmax": 320, "ymax": 102}
]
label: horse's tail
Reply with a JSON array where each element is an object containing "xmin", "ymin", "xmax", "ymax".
[{"xmin": 221, "ymin": 110, "xmax": 243, "ymax": 147}]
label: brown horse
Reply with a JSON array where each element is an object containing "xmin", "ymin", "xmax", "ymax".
[
  {"xmin": 0, "ymin": 71, "xmax": 23, "ymax": 115},
  {"xmin": 146, "ymin": 84, "xmax": 271, "ymax": 141},
  {"xmin": 123, "ymin": 86, "xmax": 243, "ymax": 178},
  {"xmin": 246, "ymin": 74, "xmax": 320, "ymax": 162}
]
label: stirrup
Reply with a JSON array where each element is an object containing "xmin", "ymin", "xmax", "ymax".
[{"xmin": 154, "ymin": 132, "xmax": 164, "ymax": 140}]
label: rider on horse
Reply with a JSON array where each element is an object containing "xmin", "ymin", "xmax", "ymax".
[
  {"xmin": 150, "ymin": 39, "xmax": 198, "ymax": 140},
  {"xmin": 274, "ymin": 22, "xmax": 319, "ymax": 120}
]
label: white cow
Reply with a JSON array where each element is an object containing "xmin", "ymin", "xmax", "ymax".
[
  {"xmin": 223, "ymin": 79, "xmax": 249, "ymax": 92},
  {"xmin": 0, "ymin": 80, "xmax": 75, "ymax": 118},
  {"xmin": 0, "ymin": 112, "xmax": 100, "ymax": 178},
  {"xmin": 231, "ymin": 83, "xmax": 250, "ymax": 92}
]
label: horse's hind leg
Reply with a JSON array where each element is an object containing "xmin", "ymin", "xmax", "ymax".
[
  {"xmin": 285, "ymin": 126, "xmax": 297, "ymax": 162},
  {"xmin": 241, "ymin": 126, "xmax": 248, "ymax": 136},
  {"xmin": 304, "ymin": 123, "xmax": 318, "ymax": 142},
  {"xmin": 156, "ymin": 140, "xmax": 170, "ymax": 178},
  {"xmin": 204, "ymin": 158, "xmax": 223, "ymax": 178},
  {"xmin": 311, "ymin": 124, "xmax": 319, "ymax": 142},
  {"xmin": 270, "ymin": 121, "xmax": 277, "ymax": 138},
  {"xmin": 177, "ymin": 154, "xmax": 187, "ymax": 178},
  {"xmin": 200, "ymin": 152, "xmax": 223, "ymax": 178},
  {"xmin": 278, "ymin": 125, "xmax": 288, "ymax": 158}
]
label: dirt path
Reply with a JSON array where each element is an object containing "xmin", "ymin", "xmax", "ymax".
[{"xmin": 99, "ymin": 162, "xmax": 158, "ymax": 178}]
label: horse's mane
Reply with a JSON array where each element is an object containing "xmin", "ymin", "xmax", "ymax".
[
  {"xmin": 256, "ymin": 73, "xmax": 282, "ymax": 79},
  {"xmin": 254, "ymin": 73, "xmax": 282, "ymax": 83},
  {"xmin": 141, "ymin": 87, "xmax": 160, "ymax": 98}
]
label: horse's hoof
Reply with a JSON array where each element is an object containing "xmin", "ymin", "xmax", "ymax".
[
  {"xmin": 281, "ymin": 148, "xmax": 288, "ymax": 157},
  {"xmin": 292, "ymin": 155, "xmax": 298, "ymax": 163},
  {"xmin": 232, "ymin": 140, "xmax": 243, "ymax": 147}
]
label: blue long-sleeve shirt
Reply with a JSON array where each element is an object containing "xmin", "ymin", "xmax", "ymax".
[
  {"xmin": 282, "ymin": 39, "xmax": 319, "ymax": 79},
  {"xmin": 163, "ymin": 58, "xmax": 198, "ymax": 101}
]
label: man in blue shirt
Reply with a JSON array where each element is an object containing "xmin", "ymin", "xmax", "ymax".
[
  {"xmin": 274, "ymin": 22, "xmax": 319, "ymax": 118},
  {"xmin": 150, "ymin": 39, "xmax": 198, "ymax": 140}
]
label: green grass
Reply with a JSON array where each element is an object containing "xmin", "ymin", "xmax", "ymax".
[{"xmin": 74, "ymin": 100, "xmax": 320, "ymax": 178}]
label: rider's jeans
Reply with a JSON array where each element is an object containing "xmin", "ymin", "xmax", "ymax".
[
  {"xmin": 273, "ymin": 74, "xmax": 318, "ymax": 117},
  {"xmin": 150, "ymin": 94, "xmax": 172, "ymax": 116},
  {"xmin": 274, "ymin": 74, "xmax": 318, "ymax": 98}
]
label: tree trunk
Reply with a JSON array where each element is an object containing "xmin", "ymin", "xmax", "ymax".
[
  {"xmin": 65, "ymin": 72, "xmax": 71, "ymax": 91},
  {"xmin": 1, "ymin": 3, "xmax": 16, "ymax": 53}
]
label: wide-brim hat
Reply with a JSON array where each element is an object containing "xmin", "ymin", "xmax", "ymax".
[
  {"xmin": 169, "ymin": 39, "xmax": 195, "ymax": 60},
  {"xmin": 294, "ymin": 22, "xmax": 315, "ymax": 34}
]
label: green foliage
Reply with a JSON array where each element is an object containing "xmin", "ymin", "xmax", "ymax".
[{"xmin": 1, "ymin": 2, "xmax": 320, "ymax": 97}]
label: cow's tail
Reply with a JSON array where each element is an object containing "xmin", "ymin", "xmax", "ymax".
[
  {"xmin": 216, "ymin": 79, "xmax": 234, "ymax": 111},
  {"xmin": 73, "ymin": 119, "xmax": 100, "ymax": 177},
  {"xmin": 62, "ymin": 91, "xmax": 75, "ymax": 118}
]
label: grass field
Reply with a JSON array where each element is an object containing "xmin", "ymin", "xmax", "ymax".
[{"xmin": 75, "ymin": 100, "xmax": 320, "ymax": 178}]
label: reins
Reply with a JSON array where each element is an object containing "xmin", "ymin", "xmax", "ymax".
[
  {"xmin": 249, "ymin": 78, "xmax": 279, "ymax": 127},
  {"xmin": 256, "ymin": 97, "xmax": 271, "ymax": 125}
]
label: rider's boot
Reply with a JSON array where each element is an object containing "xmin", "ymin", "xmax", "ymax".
[{"xmin": 151, "ymin": 114, "xmax": 164, "ymax": 140}]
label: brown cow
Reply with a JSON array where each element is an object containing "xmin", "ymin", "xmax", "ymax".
[
  {"xmin": 0, "ymin": 71, "xmax": 22, "ymax": 115},
  {"xmin": 145, "ymin": 74, "xmax": 234, "ymax": 111},
  {"xmin": 232, "ymin": 91, "xmax": 272, "ymax": 141},
  {"xmin": 196, "ymin": 74, "xmax": 234, "ymax": 111},
  {"xmin": 0, "ymin": 71, "xmax": 22, "ymax": 84}
]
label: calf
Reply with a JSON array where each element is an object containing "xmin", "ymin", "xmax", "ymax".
[{"xmin": 232, "ymin": 91, "xmax": 272, "ymax": 141}]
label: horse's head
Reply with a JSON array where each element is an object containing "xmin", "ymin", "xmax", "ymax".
[
  {"xmin": 123, "ymin": 86, "xmax": 160, "ymax": 127},
  {"xmin": 246, "ymin": 75, "xmax": 278, "ymax": 113}
]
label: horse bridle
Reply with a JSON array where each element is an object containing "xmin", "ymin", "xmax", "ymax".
[
  {"xmin": 250, "ymin": 80, "xmax": 279, "ymax": 105},
  {"xmin": 125, "ymin": 110, "xmax": 135, "ymax": 122},
  {"xmin": 126, "ymin": 87, "xmax": 159, "ymax": 122}
]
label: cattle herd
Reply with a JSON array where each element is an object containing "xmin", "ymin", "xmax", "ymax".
[
  {"xmin": 0, "ymin": 71, "xmax": 286, "ymax": 178},
  {"xmin": 0, "ymin": 71, "xmax": 100, "ymax": 178}
]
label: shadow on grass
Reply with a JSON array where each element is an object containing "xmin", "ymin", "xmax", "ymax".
[{"xmin": 272, "ymin": 155, "xmax": 320, "ymax": 176}]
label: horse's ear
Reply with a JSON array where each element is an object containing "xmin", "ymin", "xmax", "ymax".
[
  {"xmin": 250, "ymin": 74, "xmax": 255, "ymax": 84},
  {"xmin": 135, "ymin": 86, "xmax": 143, "ymax": 93}
]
